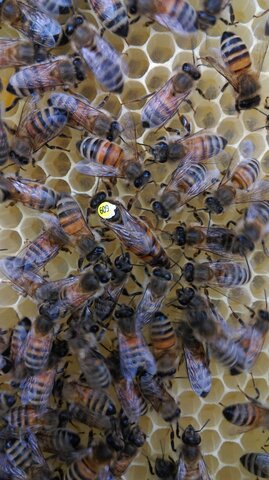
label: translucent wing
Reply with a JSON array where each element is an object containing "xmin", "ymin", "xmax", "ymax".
[
  {"xmin": 75, "ymin": 160, "xmax": 120, "ymax": 178},
  {"xmin": 178, "ymin": 169, "xmax": 219, "ymax": 207},
  {"xmin": 9, "ymin": 58, "xmax": 69, "ymax": 90},
  {"xmin": 234, "ymin": 180, "xmax": 269, "ymax": 204},
  {"xmin": 202, "ymin": 56, "xmax": 239, "ymax": 91},
  {"xmin": 17, "ymin": 1, "xmax": 62, "ymax": 47},
  {"xmin": 198, "ymin": 457, "xmax": 212, "ymax": 480},
  {"xmin": 176, "ymin": 456, "xmax": 187, "ymax": 480},
  {"xmin": 135, "ymin": 287, "xmax": 164, "ymax": 330},
  {"xmin": 184, "ymin": 341, "xmax": 212, "ymax": 398}
]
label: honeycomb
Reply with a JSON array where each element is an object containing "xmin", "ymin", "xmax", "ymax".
[{"xmin": 0, "ymin": 0, "xmax": 269, "ymax": 479}]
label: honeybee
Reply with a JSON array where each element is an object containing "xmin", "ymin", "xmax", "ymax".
[
  {"xmin": 9, "ymin": 100, "xmax": 69, "ymax": 166},
  {"xmin": 151, "ymin": 132, "xmax": 227, "ymax": 164},
  {"xmin": 0, "ymin": 176, "xmax": 61, "ymax": 211},
  {"xmin": 109, "ymin": 443, "xmax": 138, "ymax": 478},
  {"xmin": 232, "ymin": 201, "xmax": 269, "ymax": 256},
  {"xmin": 204, "ymin": 31, "xmax": 262, "ymax": 110},
  {"xmin": 151, "ymin": 311, "xmax": 179, "ymax": 377},
  {"xmin": 7, "ymin": 55, "xmax": 85, "ymax": 99},
  {"xmin": 116, "ymin": 304, "xmax": 157, "ymax": 380},
  {"xmin": 4, "ymin": 436, "xmax": 39, "ymax": 479},
  {"xmin": 152, "ymin": 163, "xmax": 219, "ymax": 219},
  {"xmin": 4, "ymin": 405, "xmax": 58, "ymax": 431},
  {"xmin": 141, "ymin": 64, "xmax": 200, "ymax": 129},
  {"xmin": 120, "ymin": 414, "xmax": 146, "ymax": 448},
  {"xmin": 28, "ymin": 0, "xmax": 73, "ymax": 15},
  {"xmin": 138, "ymin": 371, "xmax": 181, "ymax": 423},
  {"xmin": 240, "ymin": 452, "xmax": 269, "ymax": 478},
  {"xmin": 37, "ymin": 428, "xmax": 80, "ymax": 461},
  {"xmin": 88, "ymin": 0, "xmax": 129, "ymax": 37},
  {"xmin": 66, "ymin": 402, "xmax": 112, "ymax": 431},
  {"xmin": 56, "ymin": 194, "xmax": 101, "ymax": 265},
  {"xmin": 0, "ymin": 256, "xmax": 46, "ymax": 298},
  {"xmin": 63, "ymin": 441, "xmax": 113, "ymax": 480},
  {"xmin": 0, "ymin": 38, "xmax": 46, "ymax": 69},
  {"xmin": 177, "ymin": 321, "xmax": 212, "ymax": 398},
  {"xmin": 0, "ymin": 106, "xmax": 9, "ymax": 166},
  {"xmin": 62, "ymin": 381, "xmax": 116, "ymax": 416},
  {"xmin": 38, "ymin": 264, "xmax": 110, "ymax": 320},
  {"xmin": 172, "ymin": 224, "xmax": 237, "ymax": 259},
  {"xmin": 0, "ymin": 392, "xmax": 16, "ymax": 413},
  {"xmin": 0, "ymin": 0, "xmax": 62, "ymax": 47},
  {"xmin": 48, "ymin": 92, "xmax": 122, "ymax": 141},
  {"xmin": 63, "ymin": 15, "xmax": 125, "ymax": 93},
  {"xmin": 176, "ymin": 424, "xmax": 211, "ymax": 479},
  {"xmin": 183, "ymin": 260, "xmax": 251, "ymax": 288},
  {"xmin": 23, "ymin": 315, "xmax": 54, "ymax": 375},
  {"xmin": 135, "ymin": 268, "xmax": 172, "ymax": 330},
  {"xmin": 97, "ymin": 200, "xmax": 170, "ymax": 268},
  {"xmin": 76, "ymin": 135, "xmax": 151, "ymax": 189},
  {"xmin": 127, "ymin": 0, "xmax": 197, "ymax": 36},
  {"xmin": 20, "ymin": 367, "xmax": 56, "ymax": 409},
  {"xmin": 196, "ymin": 0, "xmax": 232, "ymax": 30},
  {"xmin": 205, "ymin": 157, "xmax": 260, "ymax": 215},
  {"xmin": 10, "ymin": 317, "xmax": 31, "ymax": 366}
]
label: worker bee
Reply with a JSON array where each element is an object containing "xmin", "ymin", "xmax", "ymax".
[
  {"xmin": 240, "ymin": 452, "xmax": 269, "ymax": 478},
  {"xmin": 151, "ymin": 132, "xmax": 227, "ymax": 164},
  {"xmin": 135, "ymin": 268, "xmax": 172, "ymax": 330},
  {"xmin": 0, "ymin": 0, "xmax": 62, "ymax": 47},
  {"xmin": 109, "ymin": 443, "xmax": 138, "ymax": 478},
  {"xmin": 62, "ymin": 381, "xmax": 116, "ymax": 416},
  {"xmin": 4, "ymin": 436, "xmax": 41, "ymax": 479},
  {"xmin": 232, "ymin": 201, "xmax": 269, "ymax": 256},
  {"xmin": 0, "ymin": 38, "xmax": 46, "ymax": 69},
  {"xmin": 172, "ymin": 224, "xmax": 237, "ymax": 259},
  {"xmin": 176, "ymin": 424, "xmax": 211, "ymax": 479},
  {"xmin": 10, "ymin": 317, "xmax": 31, "ymax": 366},
  {"xmin": 152, "ymin": 163, "xmax": 219, "ymax": 219},
  {"xmin": 196, "ymin": 0, "xmax": 233, "ymax": 30},
  {"xmin": 88, "ymin": 0, "xmax": 129, "ymax": 37},
  {"xmin": 151, "ymin": 311, "xmax": 179, "ymax": 377},
  {"xmin": 4, "ymin": 405, "xmax": 58, "ymax": 431},
  {"xmin": 48, "ymin": 92, "xmax": 122, "ymax": 141},
  {"xmin": 56, "ymin": 194, "xmax": 102, "ymax": 266},
  {"xmin": 37, "ymin": 428, "xmax": 80, "ymax": 461},
  {"xmin": 28, "ymin": 0, "xmax": 73, "ymax": 15},
  {"xmin": 20, "ymin": 367, "xmax": 56, "ymax": 409},
  {"xmin": 116, "ymin": 304, "xmax": 157, "ymax": 380},
  {"xmin": 63, "ymin": 15, "xmax": 125, "ymax": 93},
  {"xmin": 138, "ymin": 371, "xmax": 181, "ymax": 423},
  {"xmin": 7, "ymin": 55, "xmax": 85, "ymax": 99},
  {"xmin": 0, "ymin": 106, "xmax": 9, "ymax": 166},
  {"xmin": 9, "ymin": 99, "xmax": 68, "ymax": 166},
  {"xmin": 205, "ymin": 157, "xmax": 260, "ymax": 215},
  {"xmin": 0, "ymin": 176, "xmax": 61, "ymax": 211},
  {"xmin": 63, "ymin": 440, "xmax": 113, "ymax": 480},
  {"xmin": 66, "ymin": 402, "xmax": 113, "ymax": 431},
  {"xmin": 203, "ymin": 31, "xmax": 262, "ymax": 110},
  {"xmin": 177, "ymin": 321, "xmax": 212, "ymax": 398},
  {"xmin": 0, "ymin": 256, "xmax": 46, "ymax": 298},
  {"xmin": 23, "ymin": 315, "xmax": 54, "ymax": 375},
  {"xmin": 127, "ymin": 0, "xmax": 197, "ymax": 36},
  {"xmin": 97, "ymin": 199, "xmax": 170, "ymax": 268},
  {"xmin": 183, "ymin": 260, "xmax": 251, "ymax": 288},
  {"xmin": 141, "ymin": 63, "xmax": 200, "ymax": 129}
]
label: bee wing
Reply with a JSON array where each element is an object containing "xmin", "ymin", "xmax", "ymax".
[
  {"xmin": 16, "ymin": 1, "xmax": 62, "ymax": 47},
  {"xmin": 203, "ymin": 56, "xmax": 239, "ymax": 92},
  {"xmin": 0, "ymin": 454, "xmax": 27, "ymax": 480},
  {"xmin": 252, "ymin": 41, "xmax": 268, "ymax": 73},
  {"xmin": 234, "ymin": 179, "xmax": 269, "ymax": 204},
  {"xmin": 119, "ymin": 332, "xmax": 156, "ymax": 380},
  {"xmin": 81, "ymin": 32, "xmax": 126, "ymax": 79},
  {"xmin": 178, "ymin": 169, "xmax": 219, "ymax": 207},
  {"xmin": 21, "ymin": 370, "xmax": 55, "ymax": 409},
  {"xmin": 75, "ymin": 160, "xmax": 120, "ymax": 178},
  {"xmin": 10, "ymin": 59, "xmax": 68, "ymax": 91},
  {"xmin": 183, "ymin": 342, "xmax": 212, "ymax": 398},
  {"xmin": 176, "ymin": 455, "xmax": 187, "ymax": 480},
  {"xmin": 154, "ymin": 2, "xmax": 197, "ymax": 35},
  {"xmin": 198, "ymin": 457, "xmax": 212, "ymax": 480},
  {"xmin": 135, "ymin": 287, "xmax": 164, "ymax": 330}
]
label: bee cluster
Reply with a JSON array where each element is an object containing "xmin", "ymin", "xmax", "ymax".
[{"xmin": 0, "ymin": 0, "xmax": 269, "ymax": 479}]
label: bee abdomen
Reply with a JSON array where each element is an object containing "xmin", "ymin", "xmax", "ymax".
[
  {"xmin": 231, "ymin": 158, "xmax": 260, "ymax": 190},
  {"xmin": 167, "ymin": 0, "xmax": 197, "ymax": 33},
  {"xmin": 221, "ymin": 31, "xmax": 251, "ymax": 73}
]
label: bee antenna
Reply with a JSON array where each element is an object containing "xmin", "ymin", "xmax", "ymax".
[
  {"xmin": 196, "ymin": 419, "xmax": 210, "ymax": 432},
  {"xmin": 119, "ymin": 135, "xmax": 129, "ymax": 146},
  {"xmin": 264, "ymin": 289, "xmax": 268, "ymax": 311}
]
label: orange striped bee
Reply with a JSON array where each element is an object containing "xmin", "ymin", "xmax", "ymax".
[
  {"xmin": 88, "ymin": 0, "xmax": 129, "ymax": 37},
  {"xmin": 109, "ymin": 443, "xmax": 138, "ymax": 478},
  {"xmin": 183, "ymin": 260, "xmax": 251, "ymax": 288},
  {"xmin": 36, "ymin": 428, "xmax": 81, "ymax": 461},
  {"xmin": 21, "ymin": 368, "xmax": 56, "ymax": 409},
  {"xmin": 0, "ymin": 176, "xmax": 61, "ymax": 211},
  {"xmin": 240, "ymin": 452, "xmax": 269, "ymax": 478},
  {"xmin": 63, "ymin": 441, "xmax": 113, "ymax": 480},
  {"xmin": 48, "ymin": 92, "xmax": 122, "ymax": 141},
  {"xmin": 63, "ymin": 15, "xmax": 125, "ymax": 93},
  {"xmin": 97, "ymin": 199, "xmax": 170, "ymax": 268},
  {"xmin": 204, "ymin": 31, "xmax": 262, "ymax": 110},
  {"xmin": 62, "ymin": 381, "xmax": 116, "ymax": 416},
  {"xmin": 151, "ymin": 311, "xmax": 178, "ymax": 377},
  {"xmin": 223, "ymin": 389, "xmax": 269, "ymax": 433},
  {"xmin": 23, "ymin": 315, "xmax": 54, "ymax": 375},
  {"xmin": 4, "ymin": 405, "xmax": 58, "ymax": 431},
  {"xmin": 0, "ymin": 38, "xmax": 45, "ymax": 69},
  {"xmin": 232, "ymin": 201, "xmax": 269, "ymax": 256},
  {"xmin": 7, "ymin": 55, "xmax": 85, "ymax": 99},
  {"xmin": 127, "ymin": 0, "xmax": 198, "ymax": 36},
  {"xmin": 141, "ymin": 63, "xmax": 200, "ymax": 129}
]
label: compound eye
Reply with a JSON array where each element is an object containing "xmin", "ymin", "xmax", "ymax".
[{"xmin": 66, "ymin": 24, "xmax": 75, "ymax": 36}]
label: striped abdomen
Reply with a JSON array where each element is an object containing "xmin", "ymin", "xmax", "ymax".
[
  {"xmin": 10, "ymin": 317, "xmax": 31, "ymax": 364},
  {"xmin": 80, "ymin": 136, "xmax": 124, "ymax": 167},
  {"xmin": 231, "ymin": 158, "xmax": 260, "ymax": 190},
  {"xmin": 4, "ymin": 178, "xmax": 60, "ymax": 210},
  {"xmin": 4, "ymin": 405, "xmax": 58, "ymax": 430},
  {"xmin": 212, "ymin": 262, "xmax": 251, "ymax": 287},
  {"xmin": 174, "ymin": 163, "xmax": 207, "ymax": 192},
  {"xmin": 23, "ymin": 329, "xmax": 54, "ymax": 373},
  {"xmin": 243, "ymin": 201, "xmax": 269, "ymax": 242},
  {"xmin": 23, "ymin": 107, "xmax": 68, "ymax": 151},
  {"xmin": 19, "ymin": 231, "xmax": 61, "ymax": 272},
  {"xmin": 156, "ymin": 0, "xmax": 197, "ymax": 34},
  {"xmin": 57, "ymin": 195, "xmax": 91, "ymax": 238},
  {"xmin": 64, "ymin": 382, "xmax": 116, "ymax": 416},
  {"xmin": 90, "ymin": 0, "xmax": 129, "ymax": 37},
  {"xmin": 5, "ymin": 438, "xmax": 33, "ymax": 471},
  {"xmin": 151, "ymin": 314, "xmax": 176, "ymax": 351},
  {"xmin": 63, "ymin": 454, "xmax": 98, "ymax": 480},
  {"xmin": 0, "ymin": 120, "xmax": 9, "ymax": 165},
  {"xmin": 221, "ymin": 31, "xmax": 251, "ymax": 74},
  {"xmin": 184, "ymin": 134, "xmax": 227, "ymax": 161},
  {"xmin": 223, "ymin": 403, "xmax": 261, "ymax": 427},
  {"xmin": 240, "ymin": 453, "xmax": 269, "ymax": 477},
  {"xmin": 21, "ymin": 369, "xmax": 56, "ymax": 408},
  {"xmin": 80, "ymin": 354, "xmax": 112, "ymax": 389},
  {"xmin": 210, "ymin": 336, "xmax": 246, "ymax": 369},
  {"xmin": 119, "ymin": 332, "xmax": 156, "ymax": 380}
]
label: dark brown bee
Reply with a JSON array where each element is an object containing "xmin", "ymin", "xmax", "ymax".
[
  {"xmin": 152, "ymin": 163, "xmax": 218, "ymax": 219},
  {"xmin": 9, "ymin": 100, "xmax": 68, "ymax": 166},
  {"xmin": 204, "ymin": 31, "xmax": 262, "ymax": 110},
  {"xmin": 151, "ymin": 132, "xmax": 227, "ymax": 164},
  {"xmin": 66, "ymin": 402, "xmax": 113, "ymax": 431},
  {"xmin": 205, "ymin": 157, "xmax": 260, "ymax": 215},
  {"xmin": 76, "ymin": 135, "xmax": 151, "ymax": 189},
  {"xmin": 127, "ymin": 0, "xmax": 198, "ymax": 36},
  {"xmin": 97, "ymin": 199, "xmax": 170, "ymax": 268},
  {"xmin": 177, "ymin": 321, "xmax": 211, "ymax": 398},
  {"xmin": 138, "ymin": 371, "xmax": 180, "ymax": 423},
  {"xmin": 63, "ymin": 440, "xmax": 113, "ymax": 480},
  {"xmin": 0, "ymin": 176, "xmax": 61, "ymax": 211},
  {"xmin": 0, "ymin": 0, "xmax": 62, "ymax": 47},
  {"xmin": 37, "ymin": 428, "xmax": 81, "ymax": 461},
  {"xmin": 0, "ymin": 106, "xmax": 9, "ymax": 166},
  {"xmin": 4, "ymin": 405, "xmax": 58, "ymax": 431},
  {"xmin": 56, "ymin": 194, "xmax": 102, "ymax": 265},
  {"xmin": 28, "ymin": 0, "xmax": 73, "ymax": 15},
  {"xmin": 240, "ymin": 453, "xmax": 269, "ymax": 478},
  {"xmin": 232, "ymin": 201, "xmax": 269, "ymax": 256},
  {"xmin": 62, "ymin": 381, "xmax": 116, "ymax": 417},
  {"xmin": 135, "ymin": 268, "xmax": 172, "ymax": 330},
  {"xmin": 88, "ymin": 0, "xmax": 129, "ymax": 37},
  {"xmin": 10, "ymin": 317, "xmax": 31, "ymax": 366},
  {"xmin": 183, "ymin": 260, "xmax": 251, "ymax": 287},
  {"xmin": 23, "ymin": 315, "xmax": 54, "ymax": 375},
  {"xmin": 63, "ymin": 15, "xmax": 125, "ymax": 93},
  {"xmin": 48, "ymin": 92, "xmax": 122, "ymax": 141},
  {"xmin": 141, "ymin": 63, "xmax": 200, "ymax": 129},
  {"xmin": 176, "ymin": 424, "xmax": 211, "ymax": 479},
  {"xmin": 151, "ymin": 311, "xmax": 179, "ymax": 377},
  {"xmin": 7, "ymin": 55, "xmax": 85, "ymax": 99},
  {"xmin": 116, "ymin": 304, "xmax": 157, "ymax": 380},
  {"xmin": 0, "ymin": 38, "xmax": 46, "ymax": 69}
]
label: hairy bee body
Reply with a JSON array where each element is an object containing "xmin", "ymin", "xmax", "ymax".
[{"xmin": 89, "ymin": 0, "xmax": 129, "ymax": 37}]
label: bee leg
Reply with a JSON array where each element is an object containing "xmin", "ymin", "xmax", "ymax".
[
  {"xmin": 5, "ymin": 97, "xmax": 19, "ymax": 113},
  {"xmin": 183, "ymin": 98, "xmax": 195, "ymax": 113},
  {"xmin": 254, "ymin": 8, "xmax": 269, "ymax": 18},
  {"xmin": 221, "ymin": 82, "xmax": 229, "ymax": 93},
  {"xmin": 45, "ymin": 144, "xmax": 70, "ymax": 152},
  {"xmin": 145, "ymin": 456, "xmax": 154, "ymax": 476},
  {"xmin": 262, "ymin": 240, "xmax": 269, "ymax": 257},
  {"xmin": 170, "ymin": 426, "xmax": 177, "ymax": 452},
  {"xmin": 96, "ymin": 94, "xmax": 110, "ymax": 109},
  {"xmin": 129, "ymin": 15, "xmax": 141, "ymax": 25},
  {"xmin": 165, "ymin": 127, "xmax": 181, "ymax": 135},
  {"xmin": 58, "ymin": 133, "xmax": 72, "ymax": 139},
  {"xmin": 196, "ymin": 87, "xmax": 207, "ymax": 99},
  {"xmin": 130, "ymin": 272, "xmax": 143, "ymax": 288},
  {"xmin": 226, "ymin": 220, "xmax": 236, "ymax": 228},
  {"xmin": 3, "ymin": 122, "xmax": 16, "ymax": 134},
  {"xmin": 144, "ymin": 19, "xmax": 155, "ymax": 28}
]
